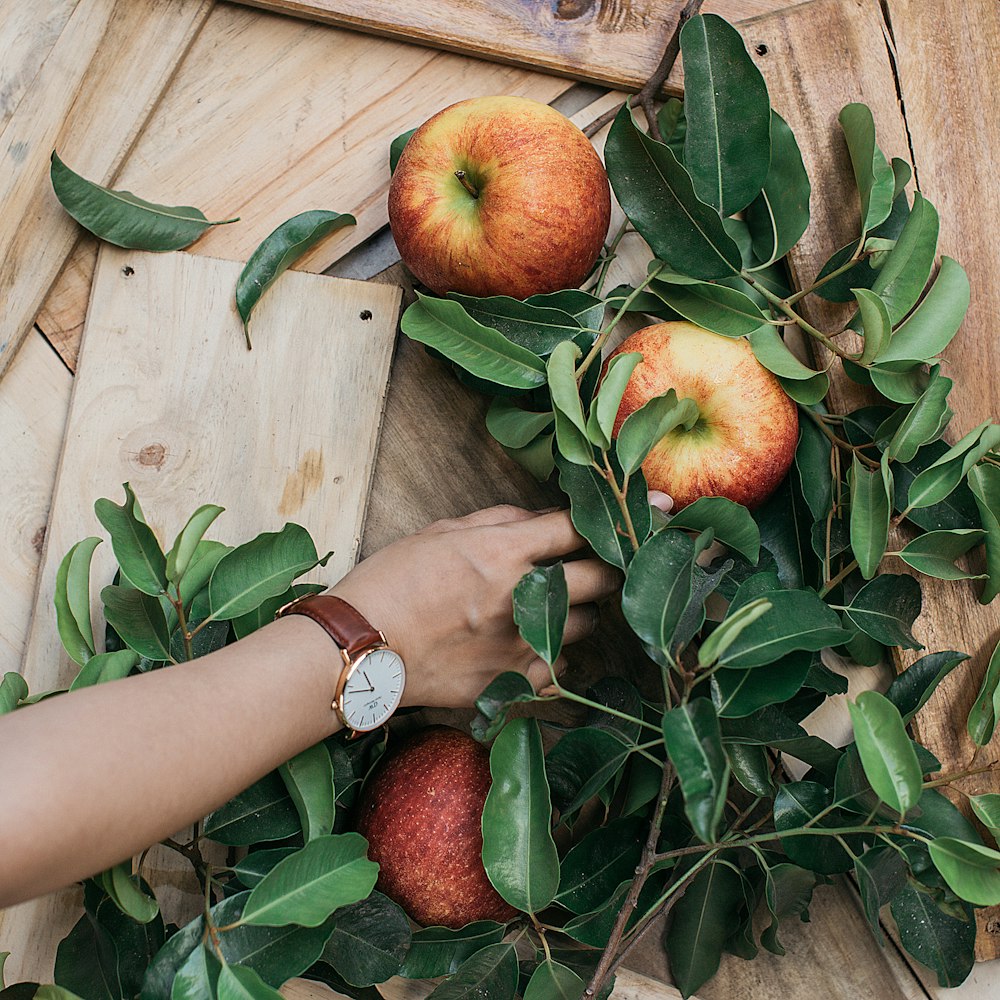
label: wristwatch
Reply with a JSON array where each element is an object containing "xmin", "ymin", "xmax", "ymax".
[{"xmin": 275, "ymin": 593, "xmax": 406, "ymax": 733}]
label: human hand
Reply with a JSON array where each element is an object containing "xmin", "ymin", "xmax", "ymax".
[{"xmin": 330, "ymin": 505, "xmax": 621, "ymax": 709}]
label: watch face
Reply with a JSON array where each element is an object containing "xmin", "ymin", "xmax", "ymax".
[{"xmin": 341, "ymin": 648, "xmax": 405, "ymax": 731}]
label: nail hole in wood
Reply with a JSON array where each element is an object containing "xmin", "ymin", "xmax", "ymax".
[
  {"xmin": 755, "ymin": 43, "xmax": 768, "ymax": 56},
  {"xmin": 359, "ymin": 309, "xmax": 373, "ymax": 321},
  {"xmin": 122, "ymin": 265, "xmax": 135, "ymax": 276}
]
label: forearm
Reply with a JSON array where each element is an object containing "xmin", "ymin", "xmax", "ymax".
[{"xmin": 0, "ymin": 615, "xmax": 341, "ymax": 906}]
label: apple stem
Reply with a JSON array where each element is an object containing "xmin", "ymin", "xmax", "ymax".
[{"xmin": 454, "ymin": 170, "xmax": 479, "ymax": 199}]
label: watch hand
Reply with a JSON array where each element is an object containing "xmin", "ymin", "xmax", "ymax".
[{"xmin": 362, "ymin": 671, "xmax": 375, "ymax": 691}]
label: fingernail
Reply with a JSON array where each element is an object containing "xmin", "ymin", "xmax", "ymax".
[{"xmin": 647, "ymin": 490, "xmax": 674, "ymax": 514}]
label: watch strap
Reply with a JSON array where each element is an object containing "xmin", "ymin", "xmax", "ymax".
[{"xmin": 276, "ymin": 593, "xmax": 384, "ymax": 658}]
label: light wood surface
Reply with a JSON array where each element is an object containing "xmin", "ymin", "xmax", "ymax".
[
  {"xmin": 34, "ymin": 2, "xmax": 572, "ymax": 368},
  {"xmin": 0, "ymin": 0, "xmax": 213, "ymax": 382},
  {"xmin": 0, "ymin": 247, "xmax": 401, "ymax": 985},
  {"xmin": 228, "ymin": 0, "xmax": 806, "ymax": 92}
]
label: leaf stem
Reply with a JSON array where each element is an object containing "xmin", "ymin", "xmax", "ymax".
[
  {"xmin": 545, "ymin": 661, "xmax": 661, "ymax": 735},
  {"xmin": 784, "ymin": 244, "xmax": 871, "ymax": 305},
  {"xmin": 819, "ymin": 558, "xmax": 859, "ymax": 598},
  {"xmin": 590, "ymin": 218, "xmax": 631, "ymax": 298},
  {"xmin": 799, "ymin": 404, "xmax": 880, "ymax": 469},
  {"xmin": 600, "ymin": 451, "xmax": 641, "ymax": 553},
  {"xmin": 171, "ymin": 588, "xmax": 194, "ymax": 662}
]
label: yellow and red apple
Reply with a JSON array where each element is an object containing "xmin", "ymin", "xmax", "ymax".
[
  {"xmin": 606, "ymin": 322, "xmax": 798, "ymax": 510},
  {"xmin": 388, "ymin": 96, "xmax": 611, "ymax": 299}
]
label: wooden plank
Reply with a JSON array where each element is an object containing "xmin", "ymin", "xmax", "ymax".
[
  {"xmin": 229, "ymin": 0, "xmax": 808, "ymax": 92},
  {"xmin": 0, "ymin": 0, "xmax": 213, "ymax": 382},
  {"xmin": 0, "ymin": 333, "xmax": 72, "ymax": 675},
  {"xmin": 34, "ymin": 2, "xmax": 573, "ymax": 370},
  {"xmin": 0, "ymin": 247, "xmax": 401, "ymax": 984}
]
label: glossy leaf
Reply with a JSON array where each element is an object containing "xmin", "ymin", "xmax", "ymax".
[
  {"xmin": 279, "ymin": 741, "xmax": 336, "ymax": 842},
  {"xmin": 699, "ymin": 598, "xmax": 773, "ymax": 669},
  {"xmin": 773, "ymin": 782, "xmax": 853, "ymax": 874},
  {"xmin": 522, "ymin": 960, "xmax": 584, "ymax": 1000},
  {"xmin": 616, "ymin": 388, "xmax": 699, "ymax": 477},
  {"xmin": 486, "ymin": 398, "xmax": 553, "ymax": 450},
  {"xmin": 503, "ymin": 432, "xmax": 556, "ymax": 483},
  {"xmin": 102, "ymin": 585, "xmax": 171, "ymax": 661},
  {"xmin": 217, "ymin": 965, "xmax": 283, "ymax": 1000},
  {"xmin": 906, "ymin": 422, "xmax": 1000, "ymax": 510},
  {"xmin": 178, "ymin": 540, "xmax": 231, "ymax": 607},
  {"xmin": 897, "ymin": 528, "xmax": 987, "ymax": 580},
  {"xmin": 562, "ymin": 874, "xmax": 667, "ymax": 949},
  {"xmin": 554, "ymin": 817, "xmax": 644, "ymax": 914},
  {"xmin": 450, "ymin": 294, "xmax": 582, "ymax": 355},
  {"xmin": 526, "ymin": 289, "xmax": 605, "ymax": 332},
  {"xmin": 854, "ymin": 845, "xmax": 908, "ymax": 942},
  {"xmin": 545, "ymin": 727, "xmax": 631, "ymax": 818},
  {"xmin": 838, "ymin": 104, "xmax": 895, "ymax": 235},
  {"xmin": 712, "ymin": 648, "xmax": 812, "ymax": 718},
  {"xmin": 890, "ymin": 883, "xmax": 975, "ymax": 988},
  {"xmin": 968, "ymin": 636, "xmax": 1000, "ymax": 746},
  {"xmin": 170, "ymin": 944, "xmax": 222, "ymax": 1000},
  {"xmin": 869, "ymin": 364, "xmax": 928, "ymax": 404},
  {"xmin": 587, "ymin": 352, "xmax": 642, "ymax": 450},
  {"xmin": 389, "ymin": 128, "xmax": 416, "ymax": 173},
  {"xmin": 242, "ymin": 833, "xmax": 378, "ymax": 927},
  {"xmin": 852, "ymin": 288, "xmax": 891, "ymax": 365},
  {"xmin": 232, "ymin": 582, "xmax": 324, "ymax": 642},
  {"xmin": 236, "ymin": 211, "xmax": 356, "ymax": 343},
  {"xmin": 398, "ymin": 922, "xmax": 507, "ymax": 980},
  {"xmin": 233, "ymin": 849, "xmax": 298, "ymax": 889},
  {"xmin": 849, "ymin": 453, "xmax": 892, "ymax": 579},
  {"xmin": 885, "ymin": 650, "xmax": 969, "ymax": 723},
  {"xmin": 887, "ymin": 371, "xmax": 953, "ymax": 463},
  {"xmin": 54, "ymin": 538, "xmax": 101, "ymax": 665},
  {"xmin": 927, "ymin": 838, "xmax": 1000, "ymax": 905},
  {"xmin": 848, "ymin": 690, "xmax": 922, "ymax": 814},
  {"xmin": 400, "ymin": 294, "xmax": 546, "ymax": 390},
  {"xmin": 203, "ymin": 771, "xmax": 300, "ymax": 846},
  {"xmin": 745, "ymin": 111, "xmax": 810, "ymax": 266},
  {"xmin": 165, "ymin": 504, "xmax": 224, "ymax": 585},
  {"xmin": 51, "ymin": 152, "xmax": 236, "ymax": 250},
  {"xmin": 95, "ymin": 484, "xmax": 167, "ymax": 596},
  {"xmin": 512, "ymin": 563, "xmax": 568, "ymax": 667},
  {"xmin": 648, "ymin": 278, "xmax": 767, "ymax": 337},
  {"xmin": 208, "ymin": 523, "xmax": 321, "ymax": 621},
  {"xmin": 794, "ymin": 419, "xmax": 833, "ymax": 522},
  {"xmin": 482, "ymin": 717, "xmax": 559, "ymax": 913},
  {"xmin": 844, "ymin": 573, "xmax": 923, "ymax": 649},
  {"xmin": 101, "ymin": 862, "xmax": 159, "ymax": 924},
  {"xmin": 662, "ymin": 699, "xmax": 730, "ymax": 843},
  {"xmin": 424, "ymin": 944, "xmax": 517, "ymax": 1000},
  {"xmin": 471, "ymin": 672, "xmax": 541, "ymax": 743},
  {"xmin": 319, "ymin": 891, "xmax": 411, "ymax": 986},
  {"xmin": 546, "ymin": 341, "xmax": 593, "ymax": 464},
  {"xmin": 0, "ymin": 672, "xmax": 28, "ymax": 715},
  {"xmin": 604, "ymin": 105, "xmax": 741, "ymax": 280},
  {"xmin": 749, "ymin": 326, "xmax": 828, "ymax": 384},
  {"xmin": 680, "ymin": 13, "xmax": 771, "ymax": 215},
  {"xmin": 671, "ymin": 497, "xmax": 761, "ymax": 564},
  {"xmin": 760, "ymin": 862, "xmax": 816, "ymax": 955},
  {"xmin": 968, "ymin": 463, "xmax": 1000, "ymax": 603}
]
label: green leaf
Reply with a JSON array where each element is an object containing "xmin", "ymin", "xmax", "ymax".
[
  {"xmin": 773, "ymin": 781, "xmax": 854, "ymax": 874},
  {"xmin": 53, "ymin": 537, "xmax": 101, "ymax": 665},
  {"xmin": 503, "ymin": 432, "xmax": 556, "ymax": 483},
  {"xmin": 554, "ymin": 817, "xmax": 644, "ymax": 914},
  {"xmin": 616, "ymin": 388, "xmax": 699, "ymax": 477},
  {"xmin": 970, "ymin": 794, "xmax": 1000, "ymax": 846},
  {"xmin": 36, "ymin": 989, "xmax": 85, "ymax": 1000},
  {"xmin": 794, "ymin": 419, "xmax": 833, "ymax": 521},
  {"xmin": 279, "ymin": 742, "xmax": 336, "ymax": 842},
  {"xmin": 486, "ymin": 399, "xmax": 553, "ymax": 450},
  {"xmin": 588, "ymin": 352, "xmax": 642, "ymax": 450},
  {"xmin": 203, "ymin": 771, "xmax": 300, "ymax": 846},
  {"xmin": 482, "ymin": 718, "xmax": 559, "ymax": 914},
  {"xmin": 545, "ymin": 728, "xmax": 632, "ymax": 818},
  {"xmin": 100, "ymin": 862, "xmax": 159, "ymax": 924},
  {"xmin": 319, "ymin": 891, "xmax": 411, "ymax": 986},
  {"xmin": 95, "ymin": 484, "xmax": 167, "ymax": 596},
  {"xmin": 102, "ymin": 585, "xmax": 171, "ymax": 661},
  {"xmin": 242, "ymin": 833, "xmax": 378, "ymax": 927},
  {"xmin": 208, "ymin": 523, "xmax": 321, "ymax": 621},
  {"xmin": 848, "ymin": 690, "xmax": 922, "ymax": 815},
  {"xmin": 712, "ymin": 648, "xmax": 811, "ymax": 718},
  {"xmin": 170, "ymin": 944, "xmax": 221, "ymax": 1000},
  {"xmin": 907, "ymin": 422, "xmax": 1000, "ymax": 511},
  {"xmin": 927, "ymin": 838, "xmax": 1000, "ymax": 905},
  {"xmin": 887, "ymin": 371, "xmax": 954, "ymax": 463},
  {"xmin": 844, "ymin": 573, "xmax": 923, "ymax": 649},
  {"xmin": 424, "ymin": 944, "xmax": 517, "ymax": 1000},
  {"xmin": 401, "ymin": 294, "xmax": 546, "ymax": 390},
  {"xmin": 849, "ymin": 453, "xmax": 893, "ymax": 579},
  {"xmin": 165, "ymin": 505, "xmax": 225, "ymax": 585},
  {"xmin": 232, "ymin": 582, "xmax": 324, "ymax": 641},
  {"xmin": 561, "ymin": 874, "xmax": 668, "ymax": 949},
  {"xmin": 760, "ymin": 862, "xmax": 817, "ymax": 955},
  {"xmin": 679, "ymin": 13, "xmax": 771, "ymax": 215},
  {"xmin": 700, "ymin": 598, "xmax": 774, "ymax": 670},
  {"xmin": 547, "ymin": 341, "xmax": 592, "ymax": 464},
  {"xmin": 664, "ymin": 860, "xmax": 744, "ymax": 999},
  {"xmin": 662, "ymin": 699, "xmax": 730, "ymax": 843},
  {"xmin": 838, "ymin": 104, "xmax": 895, "ymax": 235},
  {"xmin": 0, "ymin": 672, "xmax": 28, "ymax": 715},
  {"xmin": 217, "ymin": 965, "xmax": 283, "ymax": 1000},
  {"xmin": 776, "ymin": 370, "xmax": 831, "ymax": 406},
  {"xmin": 69, "ymin": 649, "xmax": 140, "ymax": 692},
  {"xmin": 522, "ymin": 961, "xmax": 584, "ymax": 1000},
  {"xmin": 389, "ymin": 128, "xmax": 416, "ymax": 173},
  {"xmin": 968, "ymin": 462, "xmax": 1000, "ymax": 603},
  {"xmin": 556, "ymin": 454, "xmax": 651, "ymax": 570},
  {"xmin": 235, "ymin": 211, "xmax": 356, "ymax": 343},
  {"xmin": 50, "ymin": 151, "xmax": 236, "ymax": 251},
  {"xmin": 854, "ymin": 845, "xmax": 908, "ymax": 943},
  {"xmin": 449, "ymin": 294, "xmax": 583, "ymax": 355},
  {"xmin": 852, "ymin": 288, "xmax": 892, "ymax": 365},
  {"xmin": 512, "ymin": 563, "xmax": 568, "ymax": 667},
  {"xmin": 648, "ymin": 278, "xmax": 767, "ymax": 337},
  {"xmin": 604, "ymin": 105, "xmax": 741, "ymax": 280},
  {"xmin": 669, "ymin": 496, "xmax": 760, "ymax": 563},
  {"xmin": 178, "ymin": 540, "xmax": 231, "ymax": 608},
  {"xmin": 890, "ymin": 883, "xmax": 975, "ymax": 988},
  {"xmin": 748, "ymin": 326, "xmax": 829, "ymax": 385},
  {"xmin": 885, "ymin": 650, "xmax": 969, "ymax": 723},
  {"xmin": 968, "ymin": 636, "xmax": 1000, "ymax": 746},
  {"xmin": 398, "ymin": 923, "xmax": 507, "ymax": 980},
  {"xmin": 897, "ymin": 528, "xmax": 987, "ymax": 580},
  {"xmin": 526, "ymin": 290, "xmax": 605, "ymax": 331},
  {"xmin": 471, "ymin": 672, "xmax": 541, "ymax": 743},
  {"xmin": 233, "ymin": 849, "xmax": 298, "ymax": 889},
  {"xmin": 745, "ymin": 111, "xmax": 811, "ymax": 266}
]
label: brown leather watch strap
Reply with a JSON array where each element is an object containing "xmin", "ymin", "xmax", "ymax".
[{"xmin": 276, "ymin": 593, "xmax": 383, "ymax": 657}]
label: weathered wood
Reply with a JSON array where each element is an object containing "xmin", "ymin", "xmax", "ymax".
[
  {"xmin": 0, "ymin": 248, "xmax": 401, "ymax": 984},
  {"xmin": 229, "ymin": 0, "xmax": 807, "ymax": 92},
  {"xmin": 0, "ymin": 0, "xmax": 213, "ymax": 382},
  {"xmin": 34, "ymin": 2, "xmax": 572, "ymax": 369}
]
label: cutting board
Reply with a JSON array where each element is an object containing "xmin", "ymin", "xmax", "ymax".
[
  {"xmin": 0, "ymin": 0, "xmax": 213, "ymax": 382},
  {"xmin": 0, "ymin": 247, "xmax": 401, "ymax": 984}
]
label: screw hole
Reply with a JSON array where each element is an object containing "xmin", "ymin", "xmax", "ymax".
[
  {"xmin": 359, "ymin": 309, "xmax": 373, "ymax": 321},
  {"xmin": 122, "ymin": 265, "xmax": 135, "ymax": 276},
  {"xmin": 755, "ymin": 43, "xmax": 768, "ymax": 56}
]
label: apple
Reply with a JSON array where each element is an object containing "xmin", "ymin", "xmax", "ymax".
[
  {"xmin": 388, "ymin": 95, "xmax": 611, "ymax": 299},
  {"xmin": 356, "ymin": 725, "xmax": 516, "ymax": 928},
  {"xmin": 606, "ymin": 321, "xmax": 798, "ymax": 510}
]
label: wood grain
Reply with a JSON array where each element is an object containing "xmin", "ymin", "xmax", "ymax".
[
  {"xmin": 229, "ymin": 0, "xmax": 807, "ymax": 92},
  {"xmin": 0, "ymin": 248, "xmax": 401, "ymax": 984},
  {"xmin": 0, "ymin": 0, "xmax": 213, "ymax": 382},
  {"xmin": 34, "ymin": 2, "xmax": 572, "ymax": 369}
]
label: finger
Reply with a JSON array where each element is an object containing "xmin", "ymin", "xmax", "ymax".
[
  {"xmin": 456, "ymin": 504, "xmax": 538, "ymax": 528},
  {"xmin": 511, "ymin": 509, "xmax": 582, "ymax": 560},
  {"xmin": 564, "ymin": 559, "xmax": 622, "ymax": 605},
  {"xmin": 648, "ymin": 490, "xmax": 674, "ymax": 514},
  {"xmin": 527, "ymin": 654, "xmax": 567, "ymax": 693},
  {"xmin": 564, "ymin": 604, "xmax": 599, "ymax": 644}
]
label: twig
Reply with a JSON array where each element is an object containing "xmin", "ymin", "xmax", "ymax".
[{"xmin": 583, "ymin": 0, "xmax": 705, "ymax": 139}]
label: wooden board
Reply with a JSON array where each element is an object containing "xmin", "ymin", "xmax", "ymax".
[
  {"xmin": 0, "ymin": 0, "xmax": 213, "ymax": 383},
  {"xmin": 0, "ymin": 247, "xmax": 401, "ymax": 984},
  {"xmin": 34, "ymin": 2, "xmax": 572, "ymax": 369},
  {"xmin": 229, "ymin": 0, "xmax": 807, "ymax": 92}
]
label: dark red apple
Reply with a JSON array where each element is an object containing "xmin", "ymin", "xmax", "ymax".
[
  {"xmin": 606, "ymin": 321, "xmax": 798, "ymax": 510},
  {"xmin": 356, "ymin": 725, "xmax": 516, "ymax": 928},
  {"xmin": 388, "ymin": 95, "xmax": 611, "ymax": 299}
]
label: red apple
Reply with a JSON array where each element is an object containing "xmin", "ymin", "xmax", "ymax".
[
  {"xmin": 388, "ymin": 95, "xmax": 611, "ymax": 299},
  {"xmin": 356, "ymin": 725, "xmax": 516, "ymax": 928},
  {"xmin": 606, "ymin": 321, "xmax": 798, "ymax": 510}
]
